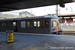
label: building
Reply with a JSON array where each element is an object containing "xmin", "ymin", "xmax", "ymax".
[
  {"xmin": 19, "ymin": 11, "xmax": 35, "ymax": 17},
  {"xmin": 0, "ymin": 14, "xmax": 20, "ymax": 19},
  {"xmin": 58, "ymin": 14, "xmax": 75, "ymax": 31},
  {"xmin": 58, "ymin": 14, "xmax": 75, "ymax": 23}
]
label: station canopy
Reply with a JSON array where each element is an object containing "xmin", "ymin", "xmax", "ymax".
[
  {"xmin": 0, "ymin": 0, "xmax": 74, "ymax": 12},
  {"xmin": 58, "ymin": 14, "xmax": 75, "ymax": 17}
]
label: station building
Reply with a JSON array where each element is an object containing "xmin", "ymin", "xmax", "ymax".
[{"xmin": 58, "ymin": 14, "xmax": 75, "ymax": 31}]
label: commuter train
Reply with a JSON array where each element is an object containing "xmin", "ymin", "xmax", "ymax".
[{"xmin": 0, "ymin": 15, "xmax": 59, "ymax": 34}]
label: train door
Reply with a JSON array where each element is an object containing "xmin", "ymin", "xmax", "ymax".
[{"xmin": 12, "ymin": 21, "xmax": 17, "ymax": 32}]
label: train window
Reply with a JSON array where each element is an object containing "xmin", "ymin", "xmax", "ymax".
[
  {"xmin": 13, "ymin": 22, "xmax": 16, "ymax": 26},
  {"xmin": 21, "ymin": 21, "xmax": 26, "ymax": 28},
  {"xmin": 2, "ymin": 22, "xmax": 5, "ymax": 26},
  {"xmin": 52, "ymin": 21, "xmax": 57, "ymax": 27},
  {"xmin": 34, "ymin": 21, "xmax": 37, "ymax": 27},
  {"xmin": 34, "ymin": 21, "xmax": 40, "ymax": 28},
  {"xmin": 27, "ymin": 21, "xmax": 31, "ymax": 28},
  {"xmin": 37, "ymin": 21, "xmax": 40, "ymax": 27},
  {"xmin": 45, "ymin": 21, "xmax": 49, "ymax": 28},
  {"xmin": 0, "ymin": 23, "xmax": 1, "ymax": 26},
  {"xmin": 0, "ymin": 22, "xmax": 8, "ymax": 27},
  {"xmin": 40, "ymin": 22, "xmax": 45, "ymax": 28}
]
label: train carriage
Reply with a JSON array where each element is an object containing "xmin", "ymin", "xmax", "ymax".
[{"xmin": 0, "ymin": 15, "xmax": 59, "ymax": 34}]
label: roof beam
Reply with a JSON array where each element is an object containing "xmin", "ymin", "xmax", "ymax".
[{"xmin": 0, "ymin": 0, "xmax": 28, "ymax": 5}]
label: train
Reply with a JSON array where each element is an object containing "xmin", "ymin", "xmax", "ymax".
[{"xmin": 0, "ymin": 15, "xmax": 59, "ymax": 34}]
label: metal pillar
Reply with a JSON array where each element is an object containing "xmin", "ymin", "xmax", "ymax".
[{"xmin": 56, "ymin": 5, "xmax": 58, "ymax": 17}]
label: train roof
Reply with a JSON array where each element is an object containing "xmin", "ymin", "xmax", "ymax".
[{"xmin": 0, "ymin": 15, "xmax": 58, "ymax": 21}]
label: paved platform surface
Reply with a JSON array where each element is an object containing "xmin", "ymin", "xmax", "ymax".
[{"xmin": 0, "ymin": 32, "xmax": 75, "ymax": 50}]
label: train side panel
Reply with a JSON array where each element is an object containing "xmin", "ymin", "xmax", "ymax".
[
  {"xmin": 0, "ymin": 16, "xmax": 59, "ymax": 34},
  {"xmin": 17, "ymin": 18, "xmax": 51, "ymax": 34},
  {"xmin": 0, "ymin": 20, "xmax": 14, "ymax": 32}
]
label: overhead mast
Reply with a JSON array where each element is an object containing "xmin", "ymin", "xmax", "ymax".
[{"xmin": 56, "ymin": 5, "xmax": 58, "ymax": 17}]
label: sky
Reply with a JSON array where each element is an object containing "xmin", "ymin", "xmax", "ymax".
[
  {"xmin": 58, "ymin": 2, "xmax": 75, "ymax": 15},
  {"xmin": 1, "ymin": 2, "xmax": 75, "ymax": 16}
]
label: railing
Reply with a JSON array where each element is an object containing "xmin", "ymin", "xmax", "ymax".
[
  {"xmin": 59, "ymin": 23, "xmax": 75, "ymax": 31},
  {"xmin": 61, "ymin": 31, "xmax": 75, "ymax": 36}
]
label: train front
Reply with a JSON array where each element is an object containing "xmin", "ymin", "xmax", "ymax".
[{"xmin": 50, "ymin": 16, "xmax": 60, "ymax": 34}]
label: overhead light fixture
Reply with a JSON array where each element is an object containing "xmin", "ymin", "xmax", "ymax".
[
  {"xmin": 60, "ymin": 3, "xmax": 65, "ymax": 7},
  {"xmin": 59, "ymin": 0, "xmax": 65, "ymax": 7}
]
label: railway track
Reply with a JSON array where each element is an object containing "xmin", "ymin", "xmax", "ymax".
[{"xmin": 61, "ymin": 31, "xmax": 75, "ymax": 36}]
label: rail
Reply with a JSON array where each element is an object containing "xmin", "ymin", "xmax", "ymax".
[{"xmin": 61, "ymin": 31, "xmax": 75, "ymax": 36}]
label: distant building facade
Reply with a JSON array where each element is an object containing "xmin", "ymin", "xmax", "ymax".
[
  {"xmin": 0, "ymin": 14, "xmax": 20, "ymax": 19},
  {"xmin": 19, "ymin": 11, "xmax": 35, "ymax": 17}
]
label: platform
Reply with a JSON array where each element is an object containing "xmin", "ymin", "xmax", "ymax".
[{"xmin": 0, "ymin": 32, "xmax": 75, "ymax": 50}]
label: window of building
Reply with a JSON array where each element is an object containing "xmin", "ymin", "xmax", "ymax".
[{"xmin": 21, "ymin": 21, "xmax": 26, "ymax": 28}]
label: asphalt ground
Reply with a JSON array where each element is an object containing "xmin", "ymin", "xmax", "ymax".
[{"xmin": 0, "ymin": 32, "xmax": 75, "ymax": 50}]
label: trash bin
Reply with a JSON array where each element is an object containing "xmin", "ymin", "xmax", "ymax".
[{"xmin": 6, "ymin": 30, "xmax": 14, "ymax": 43}]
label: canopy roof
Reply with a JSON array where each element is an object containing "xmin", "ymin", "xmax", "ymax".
[{"xmin": 0, "ymin": 0, "xmax": 73, "ymax": 12}]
